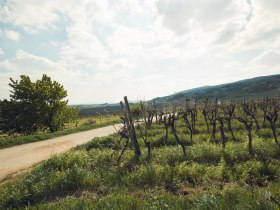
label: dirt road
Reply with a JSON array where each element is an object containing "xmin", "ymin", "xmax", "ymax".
[{"xmin": 0, "ymin": 124, "xmax": 121, "ymax": 181}]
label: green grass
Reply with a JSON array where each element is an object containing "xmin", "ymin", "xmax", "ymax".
[
  {"xmin": 0, "ymin": 115, "xmax": 280, "ymax": 209},
  {"xmin": 0, "ymin": 115, "xmax": 120, "ymax": 149}
]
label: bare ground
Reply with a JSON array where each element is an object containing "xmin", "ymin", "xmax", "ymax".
[{"xmin": 0, "ymin": 124, "xmax": 121, "ymax": 182}]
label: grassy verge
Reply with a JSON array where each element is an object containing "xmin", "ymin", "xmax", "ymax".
[
  {"xmin": 0, "ymin": 117, "xmax": 279, "ymax": 209},
  {"xmin": 0, "ymin": 117, "xmax": 120, "ymax": 149}
]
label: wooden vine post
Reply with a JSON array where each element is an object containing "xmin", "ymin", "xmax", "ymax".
[{"xmin": 123, "ymin": 96, "xmax": 141, "ymax": 157}]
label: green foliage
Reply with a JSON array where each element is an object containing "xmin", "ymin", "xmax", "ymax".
[
  {"xmin": 0, "ymin": 74, "xmax": 78, "ymax": 134},
  {"xmin": 130, "ymin": 103, "xmax": 142, "ymax": 119},
  {"xmin": 0, "ymin": 99, "xmax": 38, "ymax": 134}
]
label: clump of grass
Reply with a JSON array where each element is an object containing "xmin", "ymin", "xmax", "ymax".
[
  {"xmin": 75, "ymin": 135, "xmax": 121, "ymax": 151},
  {"xmin": 189, "ymin": 143, "xmax": 222, "ymax": 163},
  {"xmin": 153, "ymin": 146, "xmax": 185, "ymax": 165},
  {"xmin": 233, "ymin": 160, "xmax": 279, "ymax": 186},
  {"xmin": 258, "ymin": 128, "xmax": 274, "ymax": 139},
  {"xmin": 191, "ymin": 184, "xmax": 280, "ymax": 210}
]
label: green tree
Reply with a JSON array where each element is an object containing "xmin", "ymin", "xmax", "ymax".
[
  {"xmin": 0, "ymin": 74, "xmax": 78, "ymax": 134},
  {"xmin": 130, "ymin": 103, "xmax": 142, "ymax": 119},
  {"xmin": 0, "ymin": 99, "xmax": 39, "ymax": 134}
]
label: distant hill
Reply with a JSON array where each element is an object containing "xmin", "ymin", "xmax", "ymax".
[
  {"xmin": 69, "ymin": 103, "xmax": 121, "ymax": 117},
  {"xmin": 153, "ymin": 74, "xmax": 280, "ymax": 103},
  {"xmin": 74, "ymin": 74, "xmax": 280, "ymax": 115}
]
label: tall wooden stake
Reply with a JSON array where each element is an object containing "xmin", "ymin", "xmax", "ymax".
[{"xmin": 124, "ymin": 96, "xmax": 141, "ymax": 157}]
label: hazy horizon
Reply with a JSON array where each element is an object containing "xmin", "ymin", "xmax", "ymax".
[
  {"xmin": 1, "ymin": 0, "xmax": 280, "ymax": 104},
  {"xmin": 68, "ymin": 73, "xmax": 280, "ymax": 105}
]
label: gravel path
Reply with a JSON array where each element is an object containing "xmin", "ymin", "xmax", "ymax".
[{"xmin": 0, "ymin": 124, "xmax": 121, "ymax": 181}]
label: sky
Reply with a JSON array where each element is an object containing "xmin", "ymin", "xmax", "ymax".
[{"xmin": 0, "ymin": 0, "xmax": 279, "ymax": 104}]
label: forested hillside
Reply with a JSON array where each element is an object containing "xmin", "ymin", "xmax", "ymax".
[{"xmin": 154, "ymin": 74, "xmax": 280, "ymax": 103}]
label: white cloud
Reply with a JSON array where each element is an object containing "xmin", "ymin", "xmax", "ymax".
[
  {"xmin": 0, "ymin": 50, "xmax": 65, "ymax": 77},
  {"xmin": 156, "ymin": 0, "xmax": 249, "ymax": 36},
  {"xmin": 6, "ymin": 30, "xmax": 20, "ymax": 41},
  {"xmin": 249, "ymin": 50, "xmax": 280, "ymax": 73},
  {"xmin": 0, "ymin": 0, "xmax": 280, "ymax": 103},
  {"xmin": 0, "ymin": 50, "xmax": 83, "ymax": 102},
  {"xmin": 0, "ymin": 0, "xmax": 115, "ymax": 33},
  {"xmin": 5, "ymin": 30, "xmax": 20, "ymax": 41},
  {"xmin": 0, "ymin": 50, "xmax": 137, "ymax": 103},
  {"xmin": 224, "ymin": 49, "xmax": 280, "ymax": 79},
  {"xmin": 0, "ymin": 0, "xmax": 60, "ymax": 33},
  {"xmin": 0, "ymin": 48, "xmax": 4, "ymax": 55},
  {"xmin": 223, "ymin": 0, "xmax": 280, "ymax": 52},
  {"xmin": 0, "ymin": 29, "xmax": 20, "ymax": 41}
]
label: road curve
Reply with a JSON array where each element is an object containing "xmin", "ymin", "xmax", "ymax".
[{"xmin": 0, "ymin": 124, "xmax": 121, "ymax": 181}]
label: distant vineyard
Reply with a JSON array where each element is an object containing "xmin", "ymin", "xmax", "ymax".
[{"xmin": 78, "ymin": 105, "xmax": 122, "ymax": 117}]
